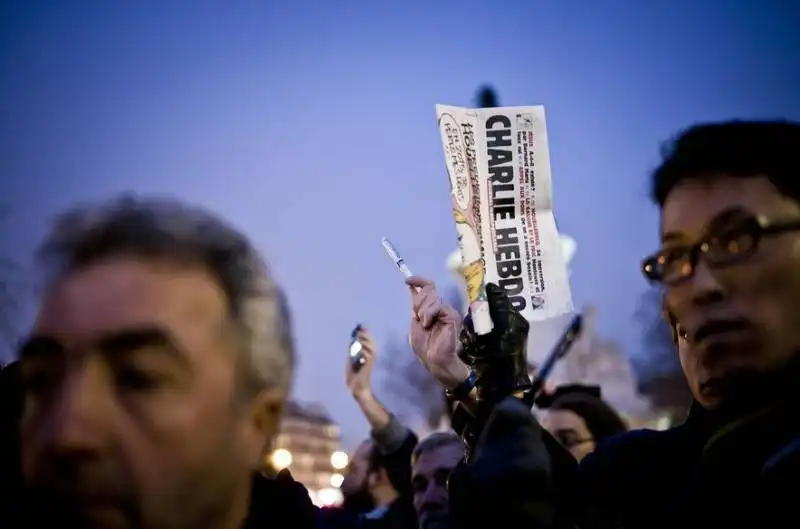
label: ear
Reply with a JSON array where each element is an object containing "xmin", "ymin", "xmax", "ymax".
[{"xmin": 243, "ymin": 389, "xmax": 284, "ymax": 466}]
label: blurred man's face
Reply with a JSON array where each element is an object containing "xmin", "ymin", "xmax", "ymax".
[
  {"xmin": 19, "ymin": 257, "xmax": 275, "ymax": 529},
  {"xmin": 541, "ymin": 409, "xmax": 595, "ymax": 461},
  {"xmin": 340, "ymin": 440, "xmax": 375, "ymax": 513},
  {"xmin": 662, "ymin": 176, "xmax": 800, "ymax": 409},
  {"xmin": 411, "ymin": 443, "xmax": 462, "ymax": 529}
]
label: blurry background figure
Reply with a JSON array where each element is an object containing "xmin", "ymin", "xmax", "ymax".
[
  {"xmin": 538, "ymin": 384, "xmax": 628, "ymax": 461},
  {"xmin": 410, "ymin": 433, "xmax": 463, "ymax": 529},
  {"xmin": 340, "ymin": 439, "xmax": 397, "ymax": 516}
]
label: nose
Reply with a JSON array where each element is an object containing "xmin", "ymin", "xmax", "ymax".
[
  {"xmin": 34, "ymin": 366, "xmax": 106, "ymax": 457},
  {"xmin": 684, "ymin": 259, "xmax": 725, "ymax": 307},
  {"xmin": 421, "ymin": 482, "xmax": 446, "ymax": 507}
]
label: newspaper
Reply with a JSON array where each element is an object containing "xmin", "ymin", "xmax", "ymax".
[{"xmin": 436, "ymin": 104, "xmax": 573, "ymax": 331}]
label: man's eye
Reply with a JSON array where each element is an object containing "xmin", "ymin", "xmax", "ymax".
[
  {"xmin": 116, "ymin": 367, "xmax": 160, "ymax": 390},
  {"xmin": 22, "ymin": 369, "xmax": 59, "ymax": 394}
]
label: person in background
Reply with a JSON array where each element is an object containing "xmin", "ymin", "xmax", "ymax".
[
  {"xmin": 537, "ymin": 384, "xmax": 628, "ymax": 462},
  {"xmin": 16, "ymin": 196, "xmax": 318, "ymax": 529},
  {"xmin": 322, "ymin": 326, "xmax": 417, "ymax": 529},
  {"xmin": 409, "ymin": 433, "xmax": 463, "ymax": 529},
  {"xmin": 339, "ymin": 439, "xmax": 398, "ymax": 517}
]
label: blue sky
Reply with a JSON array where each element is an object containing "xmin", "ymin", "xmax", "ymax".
[{"xmin": 1, "ymin": 0, "xmax": 798, "ymax": 445}]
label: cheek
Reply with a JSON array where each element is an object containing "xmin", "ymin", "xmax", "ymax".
[
  {"xmin": 743, "ymin": 243, "xmax": 800, "ymax": 352},
  {"xmin": 413, "ymin": 492, "xmax": 425, "ymax": 512},
  {"xmin": 124, "ymin": 386, "xmax": 238, "ymax": 491},
  {"xmin": 678, "ymin": 344, "xmax": 701, "ymax": 391}
]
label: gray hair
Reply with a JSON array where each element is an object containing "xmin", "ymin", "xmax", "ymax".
[
  {"xmin": 36, "ymin": 195, "xmax": 295, "ymax": 396},
  {"xmin": 412, "ymin": 432, "xmax": 462, "ymax": 464}
]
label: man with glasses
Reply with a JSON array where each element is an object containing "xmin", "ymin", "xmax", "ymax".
[
  {"xmin": 402, "ymin": 120, "xmax": 800, "ymax": 528},
  {"xmin": 571, "ymin": 120, "xmax": 800, "ymax": 528}
]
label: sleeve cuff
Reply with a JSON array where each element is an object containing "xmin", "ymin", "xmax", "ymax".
[{"xmin": 371, "ymin": 413, "xmax": 411, "ymax": 454}]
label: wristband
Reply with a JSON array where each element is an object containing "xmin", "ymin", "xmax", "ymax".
[{"xmin": 445, "ymin": 371, "xmax": 477, "ymax": 402}]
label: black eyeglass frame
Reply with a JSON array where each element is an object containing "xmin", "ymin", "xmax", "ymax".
[{"xmin": 641, "ymin": 214, "xmax": 800, "ymax": 285}]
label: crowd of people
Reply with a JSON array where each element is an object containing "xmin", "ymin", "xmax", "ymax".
[{"xmin": 1, "ymin": 118, "xmax": 799, "ymax": 528}]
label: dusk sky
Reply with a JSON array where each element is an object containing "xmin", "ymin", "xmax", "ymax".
[{"xmin": 2, "ymin": 1, "xmax": 798, "ymax": 446}]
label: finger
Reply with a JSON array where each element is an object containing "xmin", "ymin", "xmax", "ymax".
[
  {"xmin": 358, "ymin": 332, "xmax": 378, "ymax": 356},
  {"xmin": 406, "ymin": 276, "xmax": 434, "ymax": 289},
  {"xmin": 419, "ymin": 298, "xmax": 443, "ymax": 329},
  {"xmin": 411, "ymin": 285, "xmax": 436, "ymax": 315},
  {"xmin": 440, "ymin": 303, "xmax": 461, "ymax": 325},
  {"xmin": 361, "ymin": 347, "xmax": 374, "ymax": 363}
]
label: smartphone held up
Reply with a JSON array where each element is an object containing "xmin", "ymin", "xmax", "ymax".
[{"xmin": 349, "ymin": 324, "xmax": 367, "ymax": 373}]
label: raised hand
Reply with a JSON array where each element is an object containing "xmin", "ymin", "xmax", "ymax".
[
  {"xmin": 459, "ymin": 283, "xmax": 532, "ymax": 403},
  {"xmin": 406, "ymin": 276, "xmax": 470, "ymax": 389},
  {"xmin": 345, "ymin": 325, "xmax": 377, "ymax": 400}
]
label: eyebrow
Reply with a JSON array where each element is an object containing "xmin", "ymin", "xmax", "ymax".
[{"xmin": 20, "ymin": 327, "xmax": 187, "ymax": 365}]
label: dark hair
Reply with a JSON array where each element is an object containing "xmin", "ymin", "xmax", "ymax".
[
  {"xmin": 366, "ymin": 444, "xmax": 385, "ymax": 473},
  {"xmin": 539, "ymin": 384, "xmax": 627, "ymax": 442},
  {"xmin": 0, "ymin": 361, "xmax": 22, "ymax": 503},
  {"xmin": 650, "ymin": 120, "xmax": 800, "ymax": 207}
]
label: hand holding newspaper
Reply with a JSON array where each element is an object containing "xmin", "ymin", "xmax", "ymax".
[{"xmin": 435, "ymin": 105, "xmax": 573, "ymax": 333}]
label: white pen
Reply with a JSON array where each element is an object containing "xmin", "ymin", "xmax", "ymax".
[{"xmin": 381, "ymin": 237, "xmax": 414, "ymax": 278}]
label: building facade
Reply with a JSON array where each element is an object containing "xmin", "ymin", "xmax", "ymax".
[{"xmin": 267, "ymin": 401, "xmax": 348, "ymax": 506}]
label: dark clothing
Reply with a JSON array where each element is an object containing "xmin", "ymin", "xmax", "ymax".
[
  {"xmin": 0, "ymin": 362, "xmax": 22, "ymax": 522},
  {"xmin": 577, "ymin": 400, "xmax": 800, "ymax": 528},
  {"xmin": 448, "ymin": 397, "xmax": 580, "ymax": 529},
  {"xmin": 246, "ymin": 470, "xmax": 318, "ymax": 529},
  {"xmin": 469, "ymin": 393, "xmax": 800, "ymax": 529}
]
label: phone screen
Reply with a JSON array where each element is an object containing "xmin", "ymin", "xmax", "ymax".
[{"xmin": 349, "ymin": 325, "xmax": 366, "ymax": 372}]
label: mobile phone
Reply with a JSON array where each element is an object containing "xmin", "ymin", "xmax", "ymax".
[{"xmin": 349, "ymin": 324, "xmax": 367, "ymax": 373}]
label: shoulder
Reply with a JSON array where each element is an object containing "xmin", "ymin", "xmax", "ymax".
[
  {"xmin": 247, "ymin": 470, "xmax": 318, "ymax": 529},
  {"xmin": 583, "ymin": 427, "xmax": 685, "ymax": 472}
]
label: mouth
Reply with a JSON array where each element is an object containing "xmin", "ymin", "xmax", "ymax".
[{"xmin": 691, "ymin": 318, "xmax": 750, "ymax": 346}]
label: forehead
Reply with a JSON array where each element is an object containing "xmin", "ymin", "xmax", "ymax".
[
  {"xmin": 541, "ymin": 409, "xmax": 587, "ymax": 433},
  {"xmin": 661, "ymin": 175, "xmax": 800, "ymax": 238},
  {"xmin": 413, "ymin": 443, "xmax": 462, "ymax": 475},
  {"xmin": 34, "ymin": 257, "xmax": 228, "ymax": 351}
]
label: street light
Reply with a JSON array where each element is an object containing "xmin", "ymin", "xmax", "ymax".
[
  {"xmin": 330, "ymin": 450, "xmax": 348, "ymax": 470},
  {"xmin": 271, "ymin": 448, "xmax": 292, "ymax": 470}
]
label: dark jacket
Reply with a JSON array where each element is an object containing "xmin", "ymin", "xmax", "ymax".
[
  {"xmin": 448, "ymin": 396, "xmax": 580, "ymax": 529},
  {"xmin": 0, "ymin": 361, "xmax": 22, "ymax": 521},
  {"xmin": 449, "ymin": 393, "xmax": 800, "ymax": 529},
  {"xmin": 577, "ymin": 400, "xmax": 800, "ymax": 528}
]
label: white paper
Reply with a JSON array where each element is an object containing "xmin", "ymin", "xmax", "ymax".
[{"xmin": 436, "ymin": 104, "xmax": 573, "ymax": 324}]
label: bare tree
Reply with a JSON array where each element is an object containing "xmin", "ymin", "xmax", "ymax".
[
  {"xmin": 377, "ymin": 285, "xmax": 465, "ymax": 431},
  {"xmin": 632, "ymin": 287, "xmax": 693, "ymax": 420},
  {"xmin": 0, "ymin": 257, "xmax": 25, "ymax": 365},
  {"xmin": 0, "ymin": 208, "xmax": 22, "ymax": 362}
]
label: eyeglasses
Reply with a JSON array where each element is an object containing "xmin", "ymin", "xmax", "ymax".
[{"xmin": 641, "ymin": 210, "xmax": 800, "ymax": 285}]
